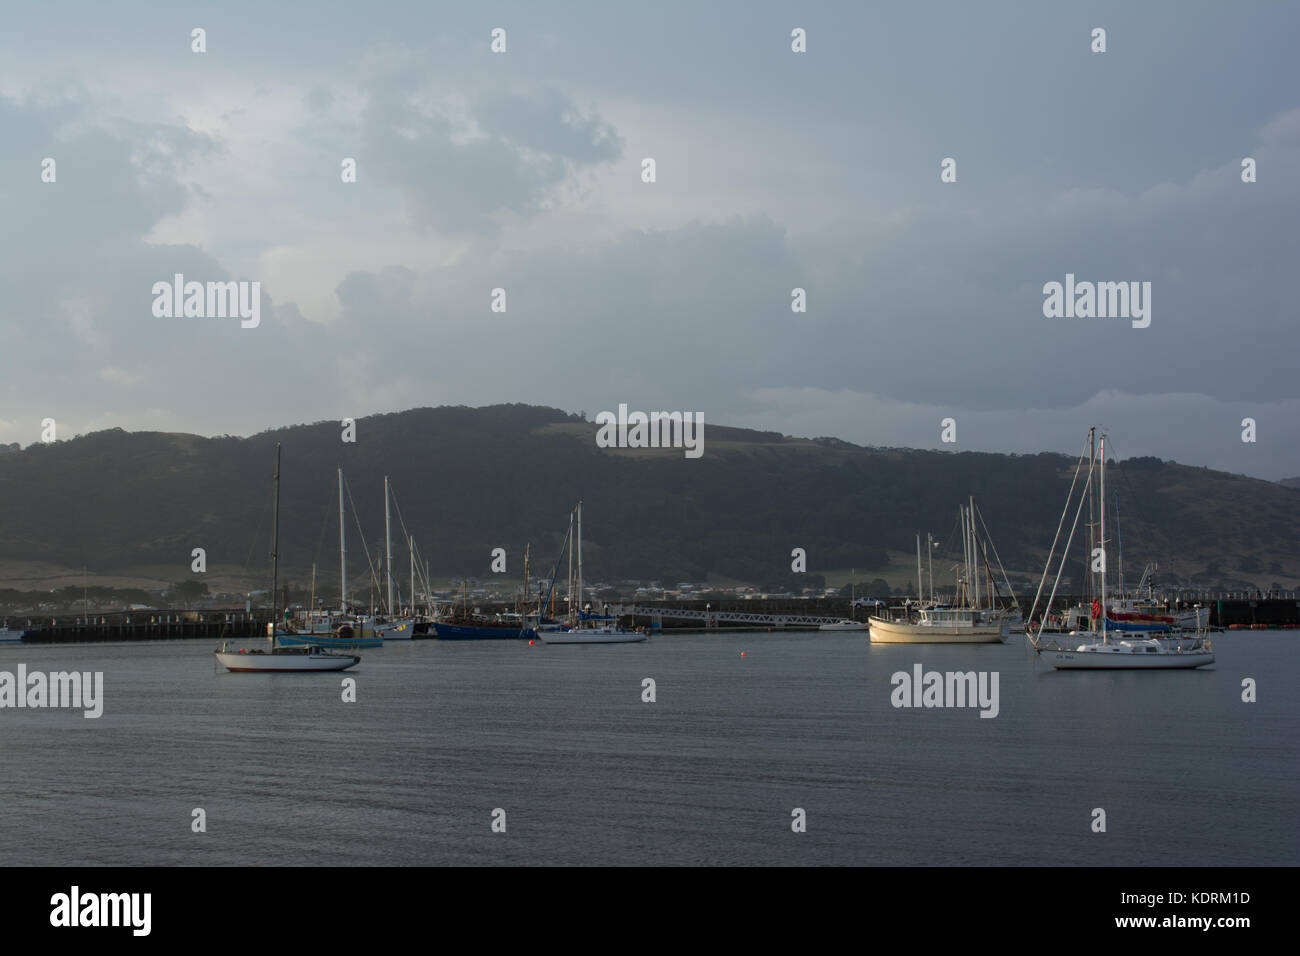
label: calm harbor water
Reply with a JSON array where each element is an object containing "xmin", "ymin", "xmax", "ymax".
[{"xmin": 1, "ymin": 631, "xmax": 1295, "ymax": 866}]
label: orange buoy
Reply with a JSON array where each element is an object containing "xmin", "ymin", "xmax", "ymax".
[{"xmin": 740, "ymin": 651, "xmax": 746, "ymax": 657}]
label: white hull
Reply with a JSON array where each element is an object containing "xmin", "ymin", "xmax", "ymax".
[
  {"xmin": 1041, "ymin": 648, "xmax": 1214, "ymax": 669},
  {"xmin": 541, "ymin": 629, "xmax": 647, "ymax": 644},
  {"xmin": 868, "ymin": 616, "xmax": 1005, "ymax": 644},
  {"xmin": 374, "ymin": 619, "xmax": 414, "ymax": 640},
  {"xmin": 215, "ymin": 648, "xmax": 360, "ymax": 672},
  {"xmin": 819, "ymin": 620, "xmax": 869, "ymax": 631},
  {"xmin": 1039, "ymin": 635, "xmax": 1214, "ymax": 669},
  {"xmin": 0, "ymin": 627, "xmax": 25, "ymax": 644}
]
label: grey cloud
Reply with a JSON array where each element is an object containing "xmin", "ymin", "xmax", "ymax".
[{"xmin": 360, "ymin": 78, "xmax": 622, "ymax": 236}]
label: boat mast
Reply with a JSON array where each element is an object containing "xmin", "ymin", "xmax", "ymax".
[
  {"xmin": 409, "ymin": 534, "xmax": 415, "ymax": 618},
  {"xmin": 1099, "ymin": 433, "xmax": 1108, "ymax": 642},
  {"xmin": 969, "ymin": 496, "xmax": 979, "ymax": 610},
  {"xmin": 522, "ymin": 544, "xmax": 531, "ymax": 616},
  {"xmin": 385, "ymin": 476, "xmax": 394, "ymax": 617},
  {"xmin": 577, "ymin": 499, "xmax": 584, "ymax": 620},
  {"xmin": 926, "ymin": 533, "xmax": 934, "ymax": 604},
  {"xmin": 1087, "ymin": 427, "xmax": 1096, "ymax": 626},
  {"xmin": 959, "ymin": 506, "xmax": 970, "ymax": 607},
  {"xmin": 915, "ymin": 534, "xmax": 922, "ymax": 601},
  {"xmin": 270, "ymin": 443, "xmax": 281, "ymax": 648},
  {"xmin": 1115, "ymin": 496, "xmax": 1124, "ymax": 599},
  {"xmin": 567, "ymin": 506, "xmax": 574, "ymax": 620},
  {"xmin": 338, "ymin": 468, "xmax": 347, "ymax": 615}
]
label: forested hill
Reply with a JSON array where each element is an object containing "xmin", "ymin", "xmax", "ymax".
[{"xmin": 0, "ymin": 404, "xmax": 1295, "ymax": 589}]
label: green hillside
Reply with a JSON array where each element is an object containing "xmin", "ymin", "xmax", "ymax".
[{"xmin": 0, "ymin": 404, "xmax": 1296, "ymax": 592}]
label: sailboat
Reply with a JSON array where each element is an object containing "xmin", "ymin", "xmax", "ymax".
[
  {"xmin": 275, "ymin": 469, "xmax": 382, "ymax": 649},
  {"xmin": 214, "ymin": 445, "xmax": 361, "ymax": 673},
  {"xmin": 1027, "ymin": 428, "xmax": 1213, "ymax": 670},
  {"xmin": 541, "ymin": 500, "xmax": 646, "ymax": 644},
  {"xmin": 372, "ymin": 476, "xmax": 415, "ymax": 640},
  {"xmin": 868, "ymin": 502, "xmax": 1006, "ymax": 643}
]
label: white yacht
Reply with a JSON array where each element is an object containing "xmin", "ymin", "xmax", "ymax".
[
  {"xmin": 1027, "ymin": 429, "xmax": 1213, "ymax": 670},
  {"xmin": 214, "ymin": 445, "xmax": 361, "ymax": 674},
  {"xmin": 538, "ymin": 500, "xmax": 646, "ymax": 645}
]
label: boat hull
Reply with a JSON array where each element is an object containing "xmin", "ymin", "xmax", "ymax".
[
  {"xmin": 868, "ymin": 616, "xmax": 1005, "ymax": 644},
  {"xmin": 374, "ymin": 620, "xmax": 415, "ymax": 640},
  {"xmin": 819, "ymin": 621, "xmax": 869, "ymax": 631},
  {"xmin": 215, "ymin": 650, "xmax": 360, "ymax": 672},
  {"xmin": 431, "ymin": 621, "xmax": 534, "ymax": 640},
  {"xmin": 1041, "ymin": 648, "xmax": 1214, "ymax": 670},
  {"xmin": 0, "ymin": 627, "xmax": 25, "ymax": 644}
]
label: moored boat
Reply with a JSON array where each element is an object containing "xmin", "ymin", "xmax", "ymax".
[
  {"xmin": 431, "ymin": 616, "xmax": 535, "ymax": 640},
  {"xmin": 819, "ymin": 619, "xmax": 869, "ymax": 631},
  {"xmin": 1039, "ymin": 636, "xmax": 1214, "ymax": 670},
  {"xmin": 1027, "ymin": 429, "xmax": 1214, "ymax": 670},
  {"xmin": 537, "ymin": 500, "xmax": 647, "ymax": 645},
  {"xmin": 868, "ymin": 501, "xmax": 1008, "ymax": 644},
  {"xmin": 869, "ymin": 606, "xmax": 1004, "ymax": 643},
  {"xmin": 215, "ymin": 642, "xmax": 361, "ymax": 672},
  {"xmin": 214, "ymin": 444, "xmax": 362, "ymax": 674}
]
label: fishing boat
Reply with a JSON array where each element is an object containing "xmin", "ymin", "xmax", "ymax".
[
  {"xmin": 819, "ymin": 619, "xmax": 868, "ymax": 631},
  {"xmin": 540, "ymin": 500, "xmax": 646, "ymax": 644},
  {"xmin": 1027, "ymin": 429, "xmax": 1213, "ymax": 670},
  {"xmin": 431, "ymin": 615, "xmax": 533, "ymax": 639},
  {"xmin": 869, "ymin": 504, "xmax": 1007, "ymax": 644},
  {"xmin": 214, "ymin": 445, "xmax": 361, "ymax": 673}
]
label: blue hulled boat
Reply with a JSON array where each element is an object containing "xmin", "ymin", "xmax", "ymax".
[{"xmin": 430, "ymin": 618, "xmax": 535, "ymax": 640}]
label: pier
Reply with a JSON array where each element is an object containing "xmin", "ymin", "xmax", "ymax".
[
  {"xmin": 3, "ymin": 593, "xmax": 1297, "ymax": 642},
  {"xmin": 12, "ymin": 611, "xmax": 267, "ymax": 644}
]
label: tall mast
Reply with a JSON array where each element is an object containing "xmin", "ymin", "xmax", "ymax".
[
  {"xmin": 959, "ymin": 506, "xmax": 970, "ymax": 607},
  {"xmin": 577, "ymin": 499, "xmax": 584, "ymax": 620},
  {"xmin": 1115, "ymin": 496, "xmax": 1124, "ymax": 599},
  {"xmin": 270, "ymin": 443, "xmax": 281, "ymax": 648},
  {"xmin": 969, "ymin": 497, "xmax": 979, "ymax": 610},
  {"xmin": 385, "ymin": 476, "xmax": 394, "ymax": 617},
  {"xmin": 409, "ymin": 534, "xmax": 415, "ymax": 618},
  {"xmin": 338, "ymin": 468, "xmax": 347, "ymax": 614},
  {"xmin": 1099, "ymin": 433, "xmax": 1108, "ymax": 641},
  {"xmin": 915, "ymin": 534, "xmax": 922, "ymax": 600},
  {"xmin": 1088, "ymin": 427, "xmax": 1096, "ymax": 616},
  {"xmin": 926, "ymin": 533, "xmax": 934, "ymax": 603},
  {"xmin": 523, "ymin": 544, "xmax": 531, "ymax": 616},
  {"xmin": 567, "ymin": 507, "xmax": 574, "ymax": 619}
]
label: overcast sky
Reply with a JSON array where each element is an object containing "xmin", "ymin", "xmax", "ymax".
[{"xmin": 2, "ymin": 1, "xmax": 1297, "ymax": 478}]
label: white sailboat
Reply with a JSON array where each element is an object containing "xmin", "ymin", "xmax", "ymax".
[
  {"xmin": 541, "ymin": 500, "xmax": 646, "ymax": 645},
  {"xmin": 869, "ymin": 504, "xmax": 1006, "ymax": 644},
  {"xmin": 215, "ymin": 445, "xmax": 361, "ymax": 673},
  {"xmin": 373, "ymin": 475, "xmax": 414, "ymax": 640},
  {"xmin": 1028, "ymin": 429, "xmax": 1213, "ymax": 670}
]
